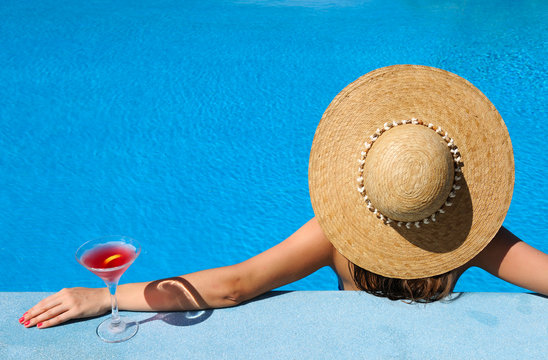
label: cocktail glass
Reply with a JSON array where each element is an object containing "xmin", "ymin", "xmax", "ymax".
[{"xmin": 76, "ymin": 235, "xmax": 141, "ymax": 343}]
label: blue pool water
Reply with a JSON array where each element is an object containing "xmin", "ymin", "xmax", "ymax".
[{"xmin": 1, "ymin": 0, "xmax": 546, "ymax": 292}]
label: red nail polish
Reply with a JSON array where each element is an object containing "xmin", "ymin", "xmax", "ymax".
[
  {"xmin": 19, "ymin": 317, "xmax": 25, "ymax": 323},
  {"xmin": 24, "ymin": 320, "xmax": 30, "ymax": 326},
  {"xmin": 37, "ymin": 323, "xmax": 43, "ymax": 328}
]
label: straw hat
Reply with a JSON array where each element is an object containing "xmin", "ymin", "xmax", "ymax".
[{"xmin": 309, "ymin": 65, "xmax": 514, "ymax": 279}]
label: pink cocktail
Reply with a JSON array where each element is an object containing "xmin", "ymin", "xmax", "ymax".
[
  {"xmin": 81, "ymin": 243, "xmax": 137, "ymax": 283},
  {"xmin": 76, "ymin": 236, "xmax": 140, "ymax": 343}
]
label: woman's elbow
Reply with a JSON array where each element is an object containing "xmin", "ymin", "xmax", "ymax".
[{"xmin": 219, "ymin": 275, "xmax": 248, "ymax": 307}]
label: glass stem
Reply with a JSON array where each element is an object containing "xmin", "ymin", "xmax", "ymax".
[{"xmin": 106, "ymin": 281, "xmax": 120, "ymax": 325}]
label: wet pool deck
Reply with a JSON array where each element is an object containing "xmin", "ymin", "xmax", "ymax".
[{"xmin": 1, "ymin": 291, "xmax": 546, "ymax": 359}]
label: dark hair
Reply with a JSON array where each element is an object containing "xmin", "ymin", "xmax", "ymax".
[{"xmin": 350, "ymin": 263, "xmax": 458, "ymax": 303}]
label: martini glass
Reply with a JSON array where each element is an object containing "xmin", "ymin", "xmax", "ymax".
[{"xmin": 76, "ymin": 235, "xmax": 141, "ymax": 343}]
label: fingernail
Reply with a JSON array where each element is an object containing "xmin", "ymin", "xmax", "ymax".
[
  {"xmin": 24, "ymin": 320, "xmax": 30, "ymax": 326},
  {"xmin": 19, "ymin": 312, "xmax": 28, "ymax": 322},
  {"xmin": 37, "ymin": 323, "xmax": 43, "ymax": 328}
]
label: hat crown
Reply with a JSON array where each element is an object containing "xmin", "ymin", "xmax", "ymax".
[{"xmin": 362, "ymin": 124, "xmax": 454, "ymax": 222}]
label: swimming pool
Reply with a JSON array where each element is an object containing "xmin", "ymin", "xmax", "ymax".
[{"xmin": 1, "ymin": 0, "xmax": 546, "ymax": 292}]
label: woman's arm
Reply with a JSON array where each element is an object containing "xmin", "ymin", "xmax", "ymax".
[
  {"xmin": 124, "ymin": 217, "xmax": 333, "ymax": 311},
  {"xmin": 21, "ymin": 218, "xmax": 333, "ymax": 328},
  {"xmin": 468, "ymin": 226, "xmax": 548, "ymax": 295}
]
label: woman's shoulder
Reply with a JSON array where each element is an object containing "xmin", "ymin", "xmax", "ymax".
[{"xmin": 330, "ymin": 248, "xmax": 360, "ymax": 290}]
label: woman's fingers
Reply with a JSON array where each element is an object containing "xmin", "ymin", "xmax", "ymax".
[
  {"xmin": 24, "ymin": 302, "xmax": 68, "ymax": 328},
  {"xmin": 34, "ymin": 309, "xmax": 73, "ymax": 329},
  {"xmin": 20, "ymin": 291, "xmax": 64, "ymax": 326}
]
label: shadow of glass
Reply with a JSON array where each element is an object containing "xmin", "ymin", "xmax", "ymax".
[
  {"xmin": 138, "ymin": 290, "xmax": 292, "ymax": 327},
  {"xmin": 390, "ymin": 174, "xmax": 473, "ymax": 253},
  {"xmin": 56, "ymin": 307, "xmax": 213, "ymax": 329},
  {"xmin": 139, "ymin": 309, "xmax": 213, "ymax": 327}
]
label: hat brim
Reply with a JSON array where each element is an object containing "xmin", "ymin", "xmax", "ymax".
[{"xmin": 309, "ymin": 65, "xmax": 514, "ymax": 279}]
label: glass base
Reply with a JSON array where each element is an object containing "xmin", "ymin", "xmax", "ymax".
[{"xmin": 96, "ymin": 315, "xmax": 139, "ymax": 343}]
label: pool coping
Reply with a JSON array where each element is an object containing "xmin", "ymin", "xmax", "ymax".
[{"xmin": 1, "ymin": 291, "xmax": 546, "ymax": 359}]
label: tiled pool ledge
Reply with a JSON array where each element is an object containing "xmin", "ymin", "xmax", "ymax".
[{"xmin": 1, "ymin": 291, "xmax": 546, "ymax": 359}]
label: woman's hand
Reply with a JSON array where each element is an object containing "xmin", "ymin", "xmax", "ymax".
[{"xmin": 19, "ymin": 287, "xmax": 111, "ymax": 329}]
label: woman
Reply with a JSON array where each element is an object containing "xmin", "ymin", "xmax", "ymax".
[{"xmin": 20, "ymin": 65, "xmax": 548, "ymax": 329}]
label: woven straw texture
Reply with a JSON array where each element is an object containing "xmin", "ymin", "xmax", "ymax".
[{"xmin": 309, "ymin": 65, "xmax": 514, "ymax": 279}]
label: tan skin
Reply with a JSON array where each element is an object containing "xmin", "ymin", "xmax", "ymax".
[{"xmin": 20, "ymin": 218, "xmax": 548, "ymax": 329}]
